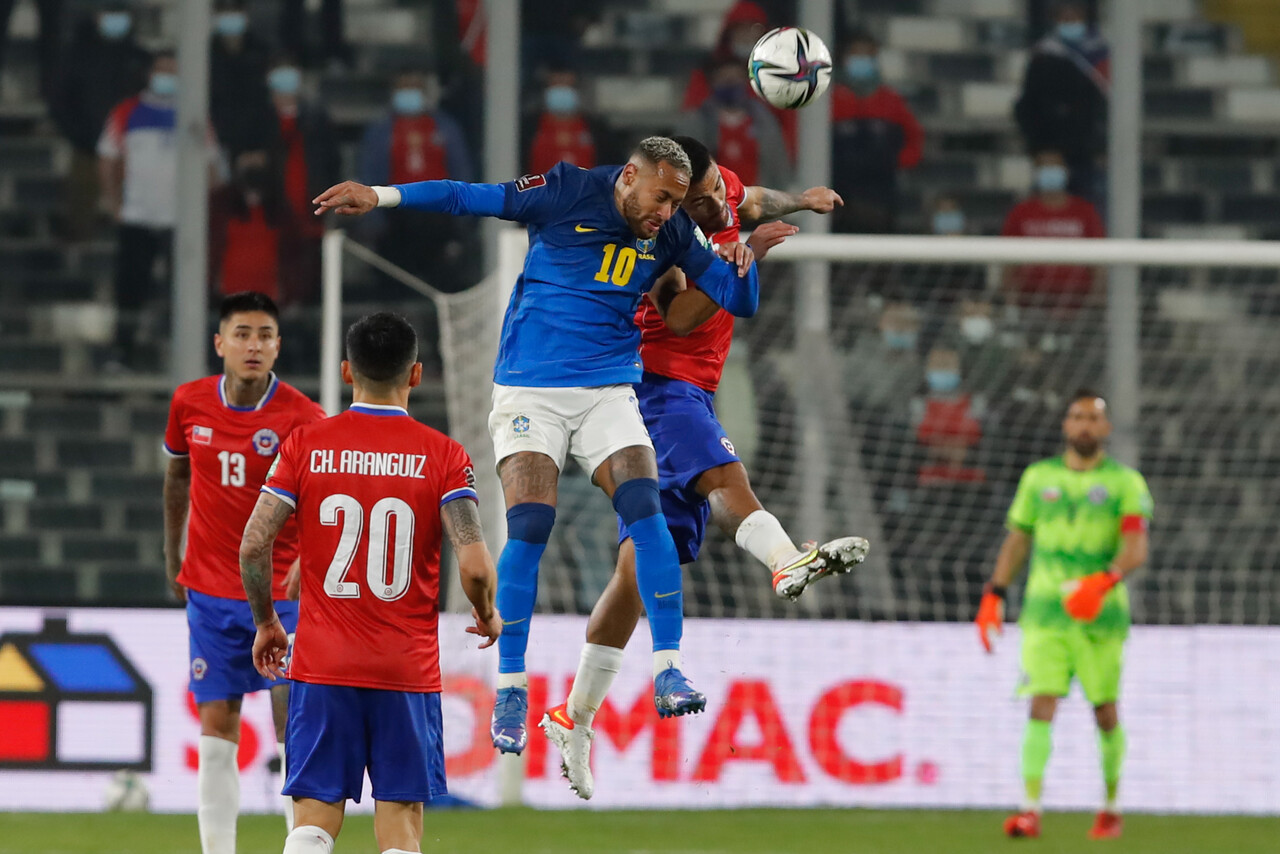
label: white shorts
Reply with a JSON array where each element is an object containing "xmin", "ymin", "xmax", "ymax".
[{"xmin": 488, "ymin": 383, "xmax": 653, "ymax": 476}]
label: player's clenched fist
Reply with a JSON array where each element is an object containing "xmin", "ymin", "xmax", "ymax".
[
  {"xmin": 1063, "ymin": 570, "xmax": 1121, "ymax": 622},
  {"xmin": 313, "ymin": 181, "xmax": 379, "ymax": 216},
  {"xmin": 800, "ymin": 186, "xmax": 844, "ymax": 215},
  {"xmin": 975, "ymin": 584, "xmax": 1005, "ymax": 653}
]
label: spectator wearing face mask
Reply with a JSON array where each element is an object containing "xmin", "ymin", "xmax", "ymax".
[
  {"xmin": 956, "ymin": 300, "xmax": 1016, "ymax": 396},
  {"xmin": 525, "ymin": 67, "xmax": 596, "ymax": 175},
  {"xmin": 210, "ymin": 0, "xmax": 277, "ymax": 160},
  {"xmin": 267, "ymin": 56, "xmax": 338, "ymax": 304},
  {"xmin": 98, "ymin": 51, "xmax": 222, "ymax": 369},
  {"xmin": 51, "ymin": 4, "xmax": 151, "ymax": 241},
  {"xmin": 214, "ymin": 151, "xmax": 285, "ymax": 300},
  {"xmin": 357, "ymin": 71, "xmax": 478, "ymax": 293},
  {"xmin": 1014, "ymin": 1, "xmax": 1109, "ymax": 207},
  {"xmin": 1001, "ymin": 149, "xmax": 1105, "ymax": 314},
  {"xmin": 923, "ymin": 194, "xmax": 988, "ymax": 300},
  {"xmin": 830, "ymin": 28, "xmax": 923, "ymax": 235},
  {"xmin": 915, "ymin": 347, "xmax": 985, "ymax": 484},
  {"xmin": 277, "ymin": 0, "xmax": 351, "ymax": 69},
  {"xmin": 845, "ymin": 301, "xmax": 924, "ymax": 417},
  {"xmin": 681, "ymin": 1, "xmax": 797, "ymax": 161},
  {"xmin": 679, "ymin": 56, "xmax": 789, "ymax": 188}
]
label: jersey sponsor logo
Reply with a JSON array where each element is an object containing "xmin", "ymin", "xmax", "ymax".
[
  {"xmin": 1088, "ymin": 485, "xmax": 1110, "ymax": 505},
  {"xmin": 251, "ymin": 428, "xmax": 281, "ymax": 457},
  {"xmin": 192, "ymin": 425, "xmax": 213, "ymax": 445},
  {"xmin": 721, "ymin": 436, "xmax": 736, "ymax": 455},
  {"xmin": 515, "ymin": 174, "xmax": 546, "ymax": 192},
  {"xmin": 512, "ymin": 414, "xmax": 531, "ymax": 436},
  {"xmin": 1040, "ymin": 486, "xmax": 1062, "ymax": 502},
  {"xmin": 191, "ymin": 657, "xmax": 207, "ymax": 680},
  {"xmin": 574, "ymin": 224, "xmax": 597, "ymax": 232}
]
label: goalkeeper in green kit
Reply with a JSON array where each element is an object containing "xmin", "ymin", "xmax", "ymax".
[{"xmin": 974, "ymin": 390, "xmax": 1153, "ymax": 841}]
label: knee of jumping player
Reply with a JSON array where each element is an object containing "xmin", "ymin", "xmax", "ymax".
[
  {"xmin": 505, "ymin": 502, "xmax": 556, "ymax": 545},
  {"xmin": 612, "ymin": 478, "xmax": 662, "ymax": 527}
]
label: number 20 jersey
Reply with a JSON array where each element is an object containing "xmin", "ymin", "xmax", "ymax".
[
  {"xmin": 164, "ymin": 373, "xmax": 325, "ymax": 600},
  {"xmin": 262, "ymin": 404, "xmax": 478, "ymax": 692}
]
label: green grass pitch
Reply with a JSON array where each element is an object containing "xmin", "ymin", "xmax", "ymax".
[{"xmin": 2, "ymin": 809, "xmax": 1275, "ymax": 854}]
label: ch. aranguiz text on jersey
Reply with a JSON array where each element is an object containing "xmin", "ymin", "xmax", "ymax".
[{"xmin": 388, "ymin": 161, "xmax": 760, "ymax": 388}]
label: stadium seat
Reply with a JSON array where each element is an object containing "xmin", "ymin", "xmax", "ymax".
[
  {"xmin": 57, "ymin": 439, "xmax": 134, "ymax": 469},
  {"xmin": 1222, "ymin": 88, "xmax": 1280, "ymax": 122},
  {"xmin": 0, "ymin": 566, "xmax": 78, "ymax": 604},
  {"xmin": 0, "ymin": 535, "xmax": 40, "ymax": 561},
  {"xmin": 26, "ymin": 501, "xmax": 103, "ymax": 531},
  {"xmin": 61, "ymin": 536, "xmax": 139, "ymax": 563},
  {"xmin": 23, "ymin": 403, "xmax": 103, "ymax": 434},
  {"xmin": 97, "ymin": 567, "xmax": 169, "ymax": 605},
  {"xmin": 959, "ymin": 82, "xmax": 1017, "ymax": 118},
  {"xmin": 886, "ymin": 17, "xmax": 967, "ymax": 52}
]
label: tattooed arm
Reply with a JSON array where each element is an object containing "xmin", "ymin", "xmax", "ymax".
[
  {"xmin": 738, "ymin": 185, "xmax": 844, "ymax": 228},
  {"xmin": 240, "ymin": 492, "xmax": 294, "ymax": 678},
  {"xmin": 442, "ymin": 497, "xmax": 501, "ymax": 648}
]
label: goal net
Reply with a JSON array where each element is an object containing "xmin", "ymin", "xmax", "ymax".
[{"xmin": 477, "ymin": 229, "xmax": 1280, "ymax": 629}]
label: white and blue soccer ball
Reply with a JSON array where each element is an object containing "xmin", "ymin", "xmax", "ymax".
[
  {"xmin": 103, "ymin": 769, "xmax": 150, "ymax": 812},
  {"xmin": 747, "ymin": 26, "xmax": 833, "ymax": 110}
]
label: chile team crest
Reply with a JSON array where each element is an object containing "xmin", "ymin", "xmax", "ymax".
[{"xmin": 251, "ymin": 428, "xmax": 281, "ymax": 457}]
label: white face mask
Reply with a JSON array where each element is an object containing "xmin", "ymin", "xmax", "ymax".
[{"xmin": 961, "ymin": 315, "xmax": 995, "ymax": 343}]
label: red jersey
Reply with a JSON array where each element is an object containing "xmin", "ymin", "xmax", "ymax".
[
  {"xmin": 164, "ymin": 374, "xmax": 325, "ymax": 600},
  {"xmin": 262, "ymin": 404, "xmax": 478, "ymax": 692},
  {"xmin": 527, "ymin": 112, "xmax": 596, "ymax": 175},
  {"xmin": 635, "ymin": 165, "xmax": 747, "ymax": 392},
  {"xmin": 1001, "ymin": 195, "xmax": 1105, "ymax": 309},
  {"xmin": 389, "ymin": 115, "xmax": 449, "ymax": 184},
  {"xmin": 830, "ymin": 85, "xmax": 924, "ymax": 169}
]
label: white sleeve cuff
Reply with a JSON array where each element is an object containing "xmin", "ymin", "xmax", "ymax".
[{"xmin": 373, "ymin": 185, "xmax": 402, "ymax": 208}]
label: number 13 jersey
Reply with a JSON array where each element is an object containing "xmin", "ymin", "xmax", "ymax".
[{"xmin": 262, "ymin": 403, "xmax": 478, "ymax": 692}]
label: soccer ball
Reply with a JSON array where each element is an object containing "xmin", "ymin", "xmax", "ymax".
[
  {"xmin": 747, "ymin": 27, "xmax": 833, "ymax": 109},
  {"xmin": 103, "ymin": 769, "xmax": 150, "ymax": 812}
]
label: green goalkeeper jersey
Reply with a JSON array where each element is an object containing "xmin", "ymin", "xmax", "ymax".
[{"xmin": 1007, "ymin": 455, "xmax": 1154, "ymax": 636}]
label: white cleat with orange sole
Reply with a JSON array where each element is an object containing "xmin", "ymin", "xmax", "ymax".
[{"xmin": 771, "ymin": 536, "xmax": 870, "ymax": 600}]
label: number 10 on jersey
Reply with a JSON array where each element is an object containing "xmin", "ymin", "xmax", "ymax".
[{"xmin": 594, "ymin": 244, "xmax": 636, "ymax": 287}]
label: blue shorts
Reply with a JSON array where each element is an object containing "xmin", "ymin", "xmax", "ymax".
[
  {"xmin": 283, "ymin": 681, "xmax": 447, "ymax": 804},
  {"xmin": 617, "ymin": 373, "xmax": 740, "ymax": 564},
  {"xmin": 186, "ymin": 589, "xmax": 298, "ymax": 703}
]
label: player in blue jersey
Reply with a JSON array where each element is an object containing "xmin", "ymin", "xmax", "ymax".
[{"xmin": 314, "ymin": 137, "xmax": 761, "ymax": 754}]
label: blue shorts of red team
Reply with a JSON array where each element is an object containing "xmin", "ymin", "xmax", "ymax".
[
  {"xmin": 617, "ymin": 372, "xmax": 740, "ymax": 564},
  {"xmin": 186, "ymin": 589, "xmax": 298, "ymax": 703},
  {"xmin": 283, "ymin": 680, "xmax": 447, "ymax": 804}
]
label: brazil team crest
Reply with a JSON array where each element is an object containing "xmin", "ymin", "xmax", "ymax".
[
  {"xmin": 635, "ymin": 237, "xmax": 656, "ymax": 255},
  {"xmin": 512, "ymin": 415, "xmax": 530, "ymax": 436},
  {"xmin": 251, "ymin": 428, "xmax": 281, "ymax": 457}
]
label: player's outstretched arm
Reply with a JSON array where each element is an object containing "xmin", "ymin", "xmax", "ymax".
[
  {"xmin": 738, "ymin": 185, "xmax": 843, "ymax": 228},
  {"xmin": 977, "ymin": 528, "xmax": 1032, "ymax": 653},
  {"xmin": 442, "ymin": 498, "xmax": 501, "ymax": 648},
  {"xmin": 162, "ymin": 457, "xmax": 192, "ymax": 603},
  {"xmin": 240, "ymin": 492, "xmax": 295, "ymax": 678}
]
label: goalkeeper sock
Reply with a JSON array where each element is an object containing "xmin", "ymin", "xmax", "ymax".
[
  {"xmin": 1099, "ymin": 725, "xmax": 1126, "ymax": 811},
  {"xmin": 613, "ymin": 479, "xmax": 683, "ymax": 654},
  {"xmin": 283, "ymin": 825, "xmax": 334, "ymax": 854},
  {"xmin": 277, "ymin": 741, "xmax": 293, "ymax": 832},
  {"xmin": 495, "ymin": 503, "xmax": 555, "ymax": 674},
  {"xmin": 1021, "ymin": 719, "xmax": 1052, "ymax": 812},
  {"xmin": 734, "ymin": 510, "xmax": 802, "ymax": 572},
  {"xmin": 567, "ymin": 643, "xmax": 625, "ymax": 726},
  {"xmin": 197, "ymin": 734, "xmax": 240, "ymax": 854}
]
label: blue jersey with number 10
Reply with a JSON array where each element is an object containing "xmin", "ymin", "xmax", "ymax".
[{"xmin": 392, "ymin": 162, "xmax": 759, "ymax": 388}]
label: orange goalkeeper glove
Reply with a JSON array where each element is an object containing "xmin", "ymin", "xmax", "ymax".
[
  {"xmin": 975, "ymin": 584, "xmax": 1005, "ymax": 653},
  {"xmin": 1063, "ymin": 570, "xmax": 1122, "ymax": 622}
]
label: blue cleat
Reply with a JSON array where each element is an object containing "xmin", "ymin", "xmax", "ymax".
[
  {"xmin": 491, "ymin": 686, "xmax": 529, "ymax": 754},
  {"xmin": 653, "ymin": 667, "xmax": 707, "ymax": 718}
]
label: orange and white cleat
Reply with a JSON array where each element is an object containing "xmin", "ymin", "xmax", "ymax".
[
  {"xmin": 1087, "ymin": 811, "xmax": 1123, "ymax": 840},
  {"xmin": 1003, "ymin": 810, "xmax": 1041, "ymax": 838},
  {"xmin": 539, "ymin": 702, "xmax": 594, "ymax": 799}
]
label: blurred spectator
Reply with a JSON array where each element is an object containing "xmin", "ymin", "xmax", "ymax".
[
  {"xmin": 682, "ymin": 1, "xmax": 797, "ymax": 160},
  {"xmin": 210, "ymin": 0, "xmax": 276, "ymax": 160},
  {"xmin": 358, "ymin": 71, "xmax": 478, "ymax": 293},
  {"xmin": 0, "ymin": 0, "xmax": 61, "ymax": 100},
  {"xmin": 50, "ymin": 4, "xmax": 151, "ymax": 241},
  {"xmin": 830, "ymin": 28, "xmax": 923, "ymax": 235},
  {"xmin": 525, "ymin": 67, "xmax": 597, "ymax": 175},
  {"xmin": 915, "ymin": 347, "xmax": 985, "ymax": 483},
  {"xmin": 845, "ymin": 301, "xmax": 923, "ymax": 417},
  {"xmin": 215, "ymin": 151, "xmax": 283, "ymax": 300},
  {"xmin": 521, "ymin": 1, "xmax": 598, "ymax": 82},
  {"xmin": 679, "ymin": 56, "xmax": 789, "ymax": 188},
  {"xmin": 931, "ymin": 195, "xmax": 966, "ymax": 236},
  {"xmin": 925, "ymin": 195, "xmax": 986, "ymax": 300},
  {"xmin": 1001, "ymin": 149, "xmax": 1104, "ymax": 314},
  {"xmin": 1014, "ymin": 0, "xmax": 1109, "ymax": 206},
  {"xmin": 267, "ymin": 56, "xmax": 339, "ymax": 305},
  {"xmin": 956, "ymin": 299, "xmax": 1014, "ymax": 395},
  {"xmin": 98, "ymin": 51, "xmax": 220, "ymax": 367},
  {"xmin": 277, "ymin": 0, "xmax": 351, "ymax": 69}
]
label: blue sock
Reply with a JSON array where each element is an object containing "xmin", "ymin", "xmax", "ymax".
[
  {"xmin": 495, "ymin": 503, "xmax": 555, "ymax": 674},
  {"xmin": 613, "ymin": 479, "xmax": 682, "ymax": 653}
]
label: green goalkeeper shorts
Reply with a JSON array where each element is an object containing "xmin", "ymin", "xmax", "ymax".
[{"xmin": 1019, "ymin": 626, "xmax": 1125, "ymax": 705}]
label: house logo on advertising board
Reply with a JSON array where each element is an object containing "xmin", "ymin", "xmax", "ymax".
[{"xmin": 0, "ymin": 616, "xmax": 154, "ymax": 771}]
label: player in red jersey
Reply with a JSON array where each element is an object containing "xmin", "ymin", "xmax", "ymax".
[
  {"xmin": 241, "ymin": 312, "xmax": 500, "ymax": 854},
  {"xmin": 541, "ymin": 136, "xmax": 870, "ymax": 798},
  {"xmin": 163, "ymin": 291, "xmax": 325, "ymax": 853}
]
